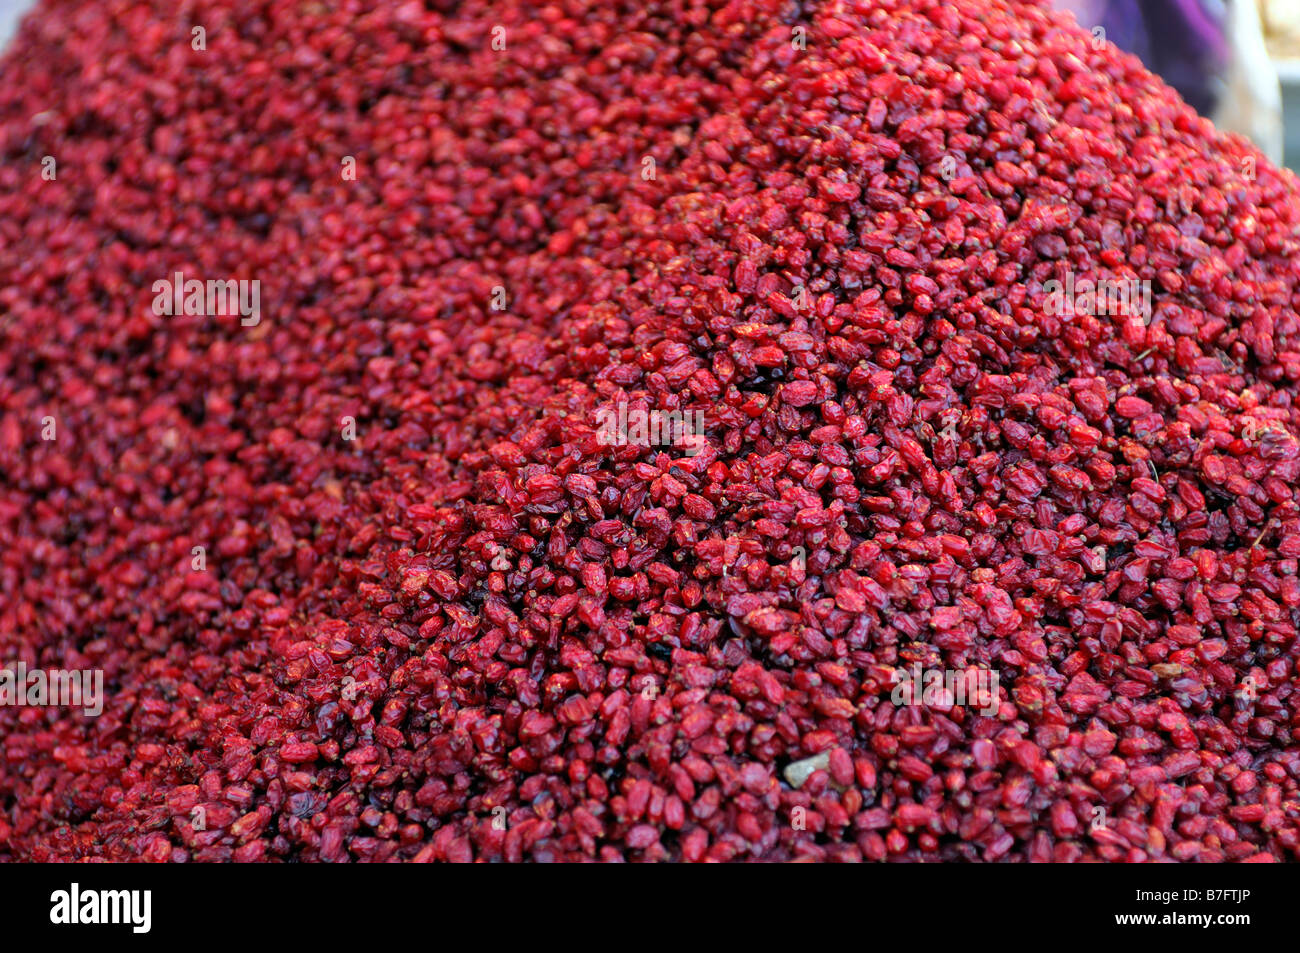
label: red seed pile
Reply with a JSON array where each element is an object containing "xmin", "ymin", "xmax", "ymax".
[{"xmin": 1, "ymin": 0, "xmax": 1298, "ymax": 863}]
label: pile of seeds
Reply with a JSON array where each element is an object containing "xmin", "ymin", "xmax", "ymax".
[{"xmin": 1, "ymin": 0, "xmax": 1298, "ymax": 862}]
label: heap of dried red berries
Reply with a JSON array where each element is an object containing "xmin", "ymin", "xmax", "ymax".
[{"xmin": 1, "ymin": 0, "xmax": 1297, "ymax": 862}]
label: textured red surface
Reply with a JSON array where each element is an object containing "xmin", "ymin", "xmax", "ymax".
[{"xmin": 0, "ymin": 0, "xmax": 1298, "ymax": 861}]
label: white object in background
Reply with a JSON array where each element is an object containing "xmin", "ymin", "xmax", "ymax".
[{"xmin": 1216, "ymin": 0, "xmax": 1284, "ymax": 164}]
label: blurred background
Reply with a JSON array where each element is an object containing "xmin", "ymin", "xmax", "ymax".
[
  {"xmin": 1055, "ymin": 0, "xmax": 1300, "ymax": 171},
  {"xmin": 1238, "ymin": 0, "xmax": 1300, "ymax": 170},
  {"xmin": 3, "ymin": 0, "xmax": 1300, "ymax": 170},
  {"xmin": 0, "ymin": 0, "xmax": 25, "ymax": 52}
]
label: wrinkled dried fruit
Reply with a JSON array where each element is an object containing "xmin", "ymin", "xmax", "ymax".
[{"xmin": 1, "ymin": 0, "xmax": 1298, "ymax": 863}]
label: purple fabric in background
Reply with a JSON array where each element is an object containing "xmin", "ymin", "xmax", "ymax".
[{"xmin": 1059, "ymin": 0, "xmax": 1229, "ymax": 116}]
